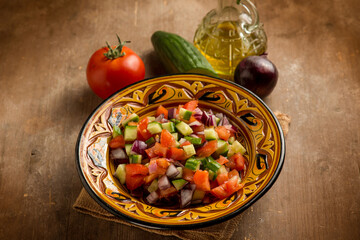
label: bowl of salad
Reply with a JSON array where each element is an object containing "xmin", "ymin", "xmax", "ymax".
[{"xmin": 75, "ymin": 73, "xmax": 285, "ymax": 229}]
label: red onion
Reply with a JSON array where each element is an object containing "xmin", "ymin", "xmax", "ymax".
[
  {"xmin": 189, "ymin": 121, "xmax": 202, "ymax": 127},
  {"xmin": 131, "ymin": 140, "xmax": 147, "ymax": 155},
  {"xmin": 180, "ymin": 189, "xmax": 193, "ymax": 208},
  {"xmin": 110, "ymin": 148, "xmax": 127, "ymax": 159},
  {"xmin": 158, "ymin": 175, "xmax": 171, "ymax": 190},
  {"xmin": 166, "ymin": 164, "xmax": 180, "ymax": 178},
  {"xmin": 193, "ymin": 108, "xmax": 203, "ymax": 121},
  {"xmin": 155, "ymin": 113, "xmax": 164, "ymax": 122},
  {"xmin": 224, "ymin": 124, "xmax": 238, "ymax": 132},
  {"xmin": 168, "ymin": 108, "xmax": 177, "ymax": 119},
  {"xmin": 146, "ymin": 191, "xmax": 159, "ymax": 204},
  {"xmin": 173, "ymin": 161, "xmax": 184, "ymax": 168},
  {"xmin": 148, "ymin": 161, "xmax": 158, "ymax": 174},
  {"xmin": 178, "ymin": 138, "xmax": 187, "ymax": 144},
  {"xmin": 189, "ymin": 134, "xmax": 200, "ymax": 138}
]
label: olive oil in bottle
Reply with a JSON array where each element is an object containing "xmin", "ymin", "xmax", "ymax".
[{"xmin": 194, "ymin": 0, "xmax": 267, "ymax": 80}]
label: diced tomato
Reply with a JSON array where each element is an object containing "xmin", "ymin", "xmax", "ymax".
[
  {"xmin": 196, "ymin": 140, "xmax": 218, "ymax": 157},
  {"xmin": 125, "ymin": 164, "xmax": 149, "ymax": 176},
  {"xmin": 145, "ymin": 147, "xmax": 157, "ymax": 159},
  {"xmin": 225, "ymin": 157, "xmax": 236, "ymax": 169},
  {"xmin": 215, "ymin": 126, "xmax": 231, "ymax": 141},
  {"xmin": 144, "ymin": 173, "xmax": 159, "ymax": 184},
  {"xmin": 153, "ymin": 142, "xmax": 168, "ymax": 157},
  {"xmin": 197, "ymin": 134, "xmax": 206, "ymax": 144},
  {"xmin": 210, "ymin": 184, "xmax": 228, "ymax": 199},
  {"xmin": 179, "ymin": 141, "xmax": 191, "ymax": 147},
  {"xmin": 210, "ymin": 180, "xmax": 219, "ymax": 189},
  {"xmin": 183, "ymin": 168, "xmax": 194, "ymax": 182},
  {"xmin": 229, "ymin": 153, "xmax": 246, "ymax": 171},
  {"xmin": 126, "ymin": 175, "xmax": 145, "ymax": 190},
  {"xmin": 202, "ymin": 195, "xmax": 211, "ymax": 204},
  {"xmin": 168, "ymin": 147, "xmax": 186, "ymax": 161},
  {"xmin": 183, "ymin": 100, "xmax": 198, "ymax": 112},
  {"xmin": 216, "ymin": 155, "xmax": 229, "ymax": 165},
  {"xmin": 191, "ymin": 124, "xmax": 205, "ymax": 133},
  {"xmin": 193, "ymin": 170, "xmax": 210, "ymax": 191},
  {"xmin": 159, "ymin": 186, "xmax": 177, "ymax": 198},
  {"xmin": 156, "ymin": 158, "xmax": 170, "ymax": 169},
  {"xmin": 125, "ymin": 164, "xmax": 149, "ymax": 190},
  {"xmin": 156, "ymin": 105, "xmax": 168, "ymax": 119},
  {"xmin": 210, "ymin": 176, "xmax": 244, "ymax": 199},
  {"xmin": 225, "ymin": 176, "xmax": 244, "ymax": 194},
  {"xmin": 228, "ymin": 169, "xmax": 239, "ymax": 179},
  {"xmin": 108, "ymin": 135, "xmax": 125, "ymax": 149},
  {"xmin": 216, "ymin": 173, "xmax": 229, "ymax": 185},
  {"xmin": 160, "ymin": 129, "xmax": 176, "ymax": 148},
  {"xmin": 138, "ymin": 118, "xmax": 152, "ymax": 140}
]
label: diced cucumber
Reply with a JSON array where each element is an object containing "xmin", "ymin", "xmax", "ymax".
[
  {"xmin": 174, "ymin": 167, "xmax": 183, "ymax": 179},
  {"xmin": 204, "ymin": 127, "xmax": 218, "ymax": 140},
  {"xmin": 217, "ymin": 165, "xmax": 228, "ymax": 175},
  {"xmin": 201, "ymin": 157, "xmax": 221, "ymax": 173},
  {"xmin": 183, "ymin": 144, "xmax": 196, "ymax": 157},
  {"xmin": 129, "ymin": 154, "xmax": 142, "ymax": 164},
  {"xmin": 145, "ymin": 137, "xmax": 156, "ymax": 146},
  {"xmin": 121, "ymin": 113, "xmax": 139, "ymax": 126},
  {"xmin": 215, "ymin": 117, "xmax": 220, "ymax": 126},
  {"xmin": 175, "ymin": 121, "xmax": 193, "ymax": 136},
  {"xmin": 208, "ymin": 170, "xmax": 217, "ymax": 181},
  {"xmin": 192, "ymin": 189, "xmax": 205, "ymax": 201},
  {"xmin": 184, "ymin": 136, "xmax": 202, "ymax": 145},
  {"xmin": 125, "ymin": 144, "xmax": 133, "ymax": 156},
  {"xmin": 171, "ymin": 132, "xmax": 179, "ymax": 141},
  {"xmin": 124, "ymin": 125, "xmax": 138, "ymax": 141},
  {"xmin": 228, "ymin": 140, "xmax": 246, "ymax": 157},
  {"xmin": 185, "ymin": 158, "xmax": 201, "ymax": 171},
  {"xmin": 179, "ymin": 107, "xmax": 193, "ymax": 121},
  {"xmin": 162, "ymin": 122, "xmax": 176, "ymax": 133},
  {"xmin": 172, "ymin": 179, "xmax": 188, "ymax": 190},
  {"xmin": 228, "ymin": 136, "xmax": 235, "ymax": 144},
  {"xmin": 148, "ymin": 179, "xmax": 158, "ymax": 193},
  {"xmin": 216, "ymin": 140, "xmax": 229, "ymax": 155},
  {"xmin": 147, "ymin": 121, "xmax": 162, "ymax": 134},
  {"xmin": 112, "ymin": 125, "xmax": 122, "ymax": 138},
  {"xmin": 114, "ymin": 164, "xmax": 126, "ymax": 184},
  {"xmin": 147, "ymin": 116, "xmax": 156, "ymax": 122}
]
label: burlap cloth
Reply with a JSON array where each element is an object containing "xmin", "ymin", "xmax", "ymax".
[{"xmin": 73, "ymin": 111, "xmax": 291, "ymax": 240}]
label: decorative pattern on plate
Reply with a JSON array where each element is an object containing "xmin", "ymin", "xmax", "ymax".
[{"xmin": 76, "ymin": 74, "xmax": 285, "ymax": 229}]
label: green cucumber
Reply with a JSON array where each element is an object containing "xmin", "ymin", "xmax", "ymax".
[
  {"xmin": 151, "ymin": 31, "xmax": 218, "ymax": 77},
  {"xmin": 114, "ymin": 164, "xmax": 126, "ymax": 184},
  {"xmin": 147, "ymin": 121, "xmax": 162, "ymax": 134},
  {"xmin": 148, "ymin": 179, "xmax": 158, "ymax": 193},
  {"xmin": 175, "ymin": 121, "xmax": 193, "ymax": 136},
  {"xmin": 172, "ymin": 179, "xmax": 188, "ymax": 191},
  {"xmin": 129, "ymin": 154, "xmax": 142, "ymax": 164},
  {"xmin": 192, "ymin": 189, "xmax": 205, "ymax": 201},
  {"xmin": 121, "ymin": 113, "xmax": 139, "ymax": 127},
  {"xmin": 184, "ymin": 136, "xmax": 202, "ymax": 145},
  {"xmin": 215, "ymin": 140, "xmax": 229, "ymax": 155},
  {"xmin": 174, "ymin": 167, "xmax": 183, "ymax": 179},
  {"xmin": 204, "ymin": 127, "xmax": 218, "ymax": 140},
  {"xmin": 183, "ymin": 144, "xmax": 196, "ymax": 157},
  {"xmin": 185, "ymin": 158, "xmax": 201, "ymax": 171},
  {"xmin": 162, "ymin": 122, "xmax": 176, "ymax": 133},
  {"xmin": 145, "ymin": 137, "xmax": 156, "ymax": 146},
  {"xmin": 124, "ymin": 126, "xmax": 138, "ymax": 141},
  {"xmin": 125, "ymin": 144, "xmax": 133, "ymax": 156},
  {"xmin": 171, "ymin": 132, "xmax": 179, "ymax": 141},
  {"xmin": 112, "ymin": 125, "xmax": 122, "ymax": 138},
  {"xmin": 179, "ymin": 108, "xmax": 192, "ymax": 121},
  {"xmin": 228, "ymin": 140, "xmax": 246, "ymax": 157}
]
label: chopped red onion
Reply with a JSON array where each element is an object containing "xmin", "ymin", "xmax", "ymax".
[
  {"xmin": 180, "ymin": 189, "xmax": 193, "ymax": 208},
  {"xmin": 189, "ymin": 120, "xmax": 202, "ymax": 127},
  {"xmin": 110, "ymin": 148, "xmax": 127, "ymax": 159},
  {"xmin": 148, "ymin": 161, "xmax": 158, "ymax": 174},
  {"xmin": 178, "ymin": 138, "xmax": 187, "ymax": 144},
  {"xmin": 201, "ymin": 111, "xmax": 210, "ymax": 125},
  {"xmin": 166, "ymin": 164, "xmax": 180, "ymax": 178},
  {"xmin": 195, "ymin": 131, "xmax": 204, "ymax": 135},
  {"xmin": 173, "ymin": 161, "xmax": 184, "ymax": 168},
  {"xmin": 193, "ymin": 108, "xmax": 203, "ymax": 121},
  {"xmin": 224, "ymin": 124, "xmax": 237, "ymax": 132},
  {"xmin": 168, "ymin": 108, "xmax": 177, "ymax": 119},
  {"xmin": 189, "ymin": 134, "xmax": 200, "ymax": 138},
  {"xmin": 146, "ymin": 191, "xmax": 159, "ymax": 204},
  {"xmin": 158, "ymin": 175, "xmax": 171, "ymax": 190},
  {"xmin": 155, "ymin": 113, "xmax": 164, "ymax": 122},
  {"xmin": 131, "ymin": 140, "xmax": 147, "ymax": 155}
]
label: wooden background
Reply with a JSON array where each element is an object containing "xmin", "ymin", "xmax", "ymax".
[{"xmin": 0, "ymin": 0, "xmax": 359, "ymax": 239}]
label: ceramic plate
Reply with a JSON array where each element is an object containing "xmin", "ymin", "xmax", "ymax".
[{"xmin": 75, "ymin": 74, "xmax": 285, "ymax": 229}]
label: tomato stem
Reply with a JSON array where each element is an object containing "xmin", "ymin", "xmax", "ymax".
[{"xmin": 103, "ymin": 34, "xmax": 131, "ymax": 59}]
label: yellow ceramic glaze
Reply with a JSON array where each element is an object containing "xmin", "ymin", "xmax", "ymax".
[{"xmin": 76, "ymin": 74, "xmax": 285, "ymax": 229}]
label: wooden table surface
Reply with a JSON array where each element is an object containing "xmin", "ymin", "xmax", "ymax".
[{"xmin": 0, "ymin": 0, "xmax": 359, "ymax": 239}]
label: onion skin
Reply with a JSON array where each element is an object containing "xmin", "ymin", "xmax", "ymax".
[{"xmin": 234, "ymin": 56, "xmax": 278, "ymax": 99}]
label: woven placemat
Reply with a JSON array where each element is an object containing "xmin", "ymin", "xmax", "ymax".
[{"xmin": 73, "ymin": 112, "xmax": 291, "ymax": 240}]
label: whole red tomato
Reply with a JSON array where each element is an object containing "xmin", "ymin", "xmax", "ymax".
[{"xmin": 86, "ymin": 37, "xmax": 145, "ymax": 99}]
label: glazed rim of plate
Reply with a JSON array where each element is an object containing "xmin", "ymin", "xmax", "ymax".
[{"xmin": 75, "ymin": 73, "xmax": 285, "ymax": 229}]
